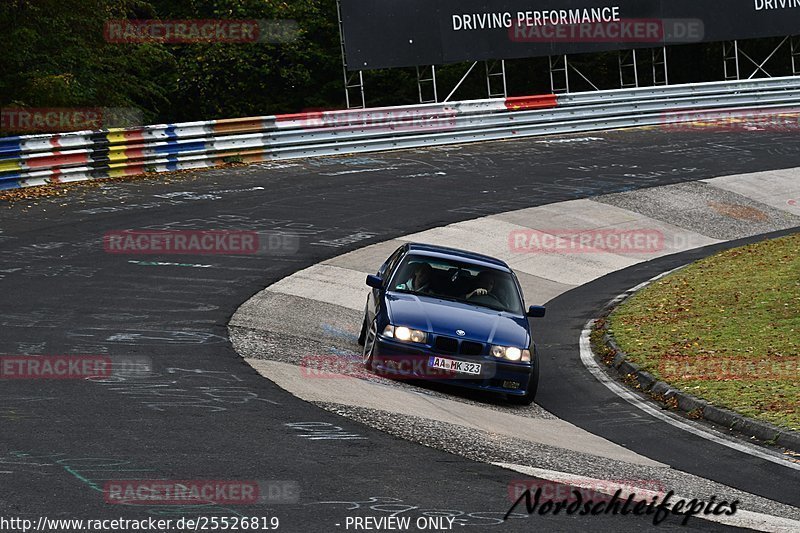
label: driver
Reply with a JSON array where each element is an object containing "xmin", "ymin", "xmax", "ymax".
[{"xmin": 465, "ymin": 271, "xmax": 495, "ymax": 300}]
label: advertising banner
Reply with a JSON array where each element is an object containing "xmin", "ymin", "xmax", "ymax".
[{"xmin": 340, "ymin": 0, "xmax": 800, "ymax": 70}]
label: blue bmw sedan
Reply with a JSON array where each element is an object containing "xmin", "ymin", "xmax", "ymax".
[{"xmin": 358, "ymin": 243, "xmax": 545, "ymax": 404}]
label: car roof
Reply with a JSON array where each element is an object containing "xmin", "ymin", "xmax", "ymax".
[{"xmin": 405, "ymin": 243, "xmax": 511, "ymax": 272}]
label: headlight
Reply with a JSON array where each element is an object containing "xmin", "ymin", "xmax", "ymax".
[
  {"xmin": 383, "ymin": 325, "xmax": 427, "ymax": 344},
  {"xmin": 491, "ymin": 345, "xmax": 531, "ymax": 362},
  {"xmin": 410, "ymin": 329, "xmax": 427, "ymax": 343}
]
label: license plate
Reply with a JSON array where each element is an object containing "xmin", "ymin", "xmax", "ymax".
[{"xmin": 428, "ymin": 356, "xmax": 481, "ymax": 375}]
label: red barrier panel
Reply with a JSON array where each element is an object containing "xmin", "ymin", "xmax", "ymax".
[
  {"xmin": 26, "ymin": 152, "xmax": 90, "ymax": 169},
  {"xmin": 505, "ymin": 94, "xmax": 559, "ymax": 111}
]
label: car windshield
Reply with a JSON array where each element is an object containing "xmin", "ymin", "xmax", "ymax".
[{"xmin": 389, "ymin": 254, "xmax": 524, "ymax": 315}]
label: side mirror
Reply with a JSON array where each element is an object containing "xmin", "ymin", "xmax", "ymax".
[
  {"xmin": 366, "ymin": 275, "xmax": 383, "ymax": 289},
  {"xmin": 527, "ymin": 305, "xmax": 546, "ymax": 318}
]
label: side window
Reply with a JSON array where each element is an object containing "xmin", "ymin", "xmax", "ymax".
[
  {"xmin": 511, "ymin": 272, "xmax": 526, "ymax": 307},
  {"xmin": 378, "ymin": 246, "xmax": 405, "ymax": 279},
  {"xmin": 385, "ymin": 249, "xmax": 406, "ymax": 280}
]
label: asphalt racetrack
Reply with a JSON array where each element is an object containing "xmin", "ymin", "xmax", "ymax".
[{"xmin": 1, "ymin": 127, "xmax": 798, "ymax": 532}]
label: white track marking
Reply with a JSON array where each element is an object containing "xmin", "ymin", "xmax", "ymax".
[
  {"xmin": 579, "ymin": 323, "xmax": 800, "ymax": 471},
  {"xmin": 321, "ymin": 167, "xmax": 397, "ymax": 176}
]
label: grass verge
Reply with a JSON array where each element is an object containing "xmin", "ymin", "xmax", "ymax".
[{"xmin": 608, "ymin": 232, "xmax": 800, "ymax": 430}]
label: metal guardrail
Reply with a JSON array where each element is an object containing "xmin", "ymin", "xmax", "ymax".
[{"xmin": 2, "ymin": 76, "xmax": 800, "ymax": 190}]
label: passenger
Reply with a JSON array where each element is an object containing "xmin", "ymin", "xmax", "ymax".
[{"xmin": 396, "ymin": 263, "xmax": 433, "ymax": 293}]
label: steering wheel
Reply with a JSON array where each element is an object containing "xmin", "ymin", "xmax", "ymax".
[{"xmin": 469, "ymin": 292, "xmax": 503, "ymax": 306}]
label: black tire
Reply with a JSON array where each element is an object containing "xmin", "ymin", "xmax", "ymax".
[
  {"xmin": 509, "ymin": 358, "xmax": 539, "ymax": 405},
  {"xmin": 362, "ymin": 319, "xmax": 377, "ymax": 371},
  {"xmin": 357, "ymin": 313, "xmax": 368, "ymax": 346}
]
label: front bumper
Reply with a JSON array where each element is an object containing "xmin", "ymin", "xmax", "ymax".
[{"xmin": 372, "ymin": 336, "xmax": 533, "ymax": 396}]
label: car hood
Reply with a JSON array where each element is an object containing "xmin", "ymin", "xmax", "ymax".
[{"xmin": 386, "ymin": 293, "xmax": 530, "ymax": 347}]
